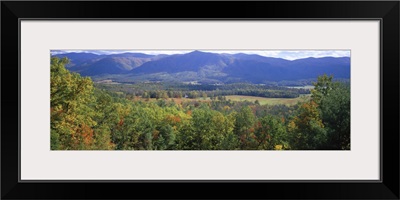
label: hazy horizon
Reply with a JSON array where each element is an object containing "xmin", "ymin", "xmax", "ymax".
[{"xmin": 51, "ymin": 50, "xmax": 350, "ymax": 61}]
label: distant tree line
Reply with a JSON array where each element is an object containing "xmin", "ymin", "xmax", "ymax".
[{"xmin": 95, "ymin": 82, "xmax": 311, "ymax": 99}]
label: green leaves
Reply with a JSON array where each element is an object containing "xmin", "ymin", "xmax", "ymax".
[
  {"xmin": 287, "ymin": 101, "xmax": 327, "ymax": 150},
  {"xmin": 234, "ymin": 106, "xmax": 256, "ymax": 149},
  {"xmin": 311, "ymin": 74, "xmax": 334, "ymax": 104},
  {"xmin": 51, "ymin": 57, "xmax": 112, "ymax": 150},
  {"xmin": 51, "ymin": 62, "xmax": 349, "ymax": 150},
  {"xmin": 254, "ymin": 115, "xmax": 286, "ymax": 150},
  {"xmin": 318, "ymin": 83, "xmax": 351, "ymax": 150}
]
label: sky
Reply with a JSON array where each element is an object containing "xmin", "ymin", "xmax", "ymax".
[{"xmin": 51, "ymin": 50, "xmax": 350, "ymax": 60}]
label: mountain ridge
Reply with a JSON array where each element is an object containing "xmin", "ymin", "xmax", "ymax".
[{"xmin": 52, "ymin": 51, "xmax": 350, "ymax": 83}]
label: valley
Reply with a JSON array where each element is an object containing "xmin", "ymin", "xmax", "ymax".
[{"xmin": 50, "ymin": 50, "xmax": 351, "ymax": 150}]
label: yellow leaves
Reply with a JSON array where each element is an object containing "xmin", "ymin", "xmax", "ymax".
[
  {"xmin": 152, "ymin": 130, "xmax": 160, "ymax": 140},
  {"xmin": 114, "ymin": 103, "xmax": 131, "ymax": 117},
  {"xmin": 292, "ymin": 101, "xmax": 323, "ymax": 130},
  {"xmin": 223, "ymin": 105, "xmax": 231, "ymax": 111},
  {"xmin": 51, "ymin": 57, "xmax": 104, "ymax": 150},
  {"xmin": 288, "ymin": 120, "xmax": 297, "ymax": 131},
  {"xmin": 274, "ymin": 145, "xmax": 283, "ymax": 150}
]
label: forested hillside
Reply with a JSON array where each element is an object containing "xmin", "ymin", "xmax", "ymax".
[
  {"xmin": 50, "ymin": 57, "xmax": 350, "ymax": 150},
  {"xmin": 52, "ymin": 51, "xmax": 350, "ymax": 84}
]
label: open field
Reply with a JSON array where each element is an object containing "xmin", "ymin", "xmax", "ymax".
[
  {"xmin": 286, "ymin": 85, "xmax": 315, "ymax": 90},
  {"xmin": 134, "ymin": 97, "xmax": 211, "ymax": 104},
  {"xmin": 134, "ymin": 95, "xmax": 311, "ymax": 106},
  {"xmin": 225, "ymin": 95, "xmax": 311, "ymax": 106}
]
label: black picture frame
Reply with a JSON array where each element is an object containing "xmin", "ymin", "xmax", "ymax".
[{"xmin": 1, "ymin": 1, "xmax": 399, "ymax": 199}]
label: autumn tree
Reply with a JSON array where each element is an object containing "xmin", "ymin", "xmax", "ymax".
[
  {"xmin": 234, "ymin": 106, "xmax": 256, "ymax": 149},
  {"xmin": 287, "ymin": 101, "xmax": 327, "ymax": 150},
  {"xmin": 51, "ymin": 57, "xmax": 104, "ymax": 150},
  {"xmin": 254, "ymin": 115, "xmax": 287, "ymax": 150}
]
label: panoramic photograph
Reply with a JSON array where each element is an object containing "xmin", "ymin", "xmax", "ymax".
[{"xmin": 50, "ymin": 50, "xmax": 350, "ymax": 150}]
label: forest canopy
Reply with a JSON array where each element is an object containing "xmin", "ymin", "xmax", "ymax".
[{"xmin": 50, "ymin": 57, "xmax": 350, "ymax": 150}]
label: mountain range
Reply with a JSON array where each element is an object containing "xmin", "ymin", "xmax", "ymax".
[{"xmin": 52, "ymin": 51, "xmax": 350, "ymax": 84}]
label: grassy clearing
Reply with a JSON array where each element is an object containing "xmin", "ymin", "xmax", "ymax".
[
  {"xmin": 225, "ymin": 95, "xmax": 310, "ymax": 106},
  {"xmin": 286, "ymin": 85, "xmax": 315, "ymax": 90},
  {"xmin": 133, "ymin": 95, "xmax": 310, "ymax": 106},
  {"xmin": 135, "ymin": 97, "xmax": 211, "ymax": 104}
]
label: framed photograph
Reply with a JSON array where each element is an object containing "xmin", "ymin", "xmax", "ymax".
[{"xmin": 2, "ymin": 1, "xmax": 399, "ymax": 199}]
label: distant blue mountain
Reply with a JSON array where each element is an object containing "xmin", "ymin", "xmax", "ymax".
[
  {"xmin": 132, "ymin": 50, "xmax": 234, "ymax": 74},
  {"xmin": 53, "ymin": 53, "xmax": 104, "ymax": 68},
  {"xmin": 53, "ymin": 53, "xmax": 162, "ymax": 76},
  {"xmin": 53, "ymin": 51, "xmax": 350, "ymax": 83}
]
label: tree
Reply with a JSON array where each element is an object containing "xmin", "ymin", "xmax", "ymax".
[
  {"xmin": 254, "ymin": 115, "xmax": 287, "ymax": 150},
  {"xmin": 91, "ymin": 89, "xmax": 119, "ymax": 150},
  {"xmin": 310, "ymin": 75, "xmax": 350, "ymax": 149},
  {"xmin": 311, "ymin": 74, "xmax": 334, "ymax": 104},
  {"xmin": 287, "ymin": 101, "xmax": 327, "ymax": 150},
  {"xmin": 201, "ymin": 92, "xmax": 207, "ymax": 99},
  {"xmin": 51, "ymin": 57, "xmax": 98, "ymax": 150},
  {"xmin": 219, "ymin": 112, "xmax": 239, "ymax": 150},
  {"xmin": 316, "ymin": 83, "xmax": 350, "ymax": 149},
  {"xmin": 190, "ymin": 106, "xmax": 218, "ymax": 149},
  {"xmin": 234, "ymin": 106, "xmax": 256, "ymax": 149}
]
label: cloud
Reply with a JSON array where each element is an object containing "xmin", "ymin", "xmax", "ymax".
[{"xmin": 51, "ymin": 50, "xmax": 350, "ymax": 60}]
